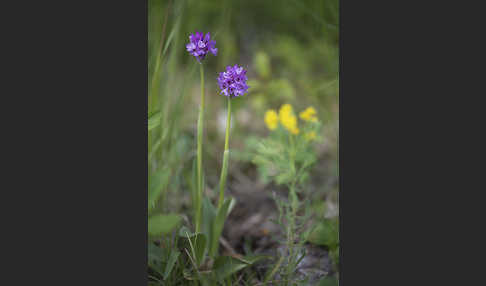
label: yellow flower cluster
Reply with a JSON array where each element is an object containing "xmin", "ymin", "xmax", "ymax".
[
  {"xmin": 264, "ymin": 104, "xmax": 318, "ymax": 137},
  {"xmin": 299, "ymin": 107, "xmax": 318, "ymax": 122},
  {"xmin": 264, "ymin": 110, "xmax": 279, "ymax": 130},
  {"xmin": 278, "ymin": 104, "xmax": 299, "ymax": 134}
]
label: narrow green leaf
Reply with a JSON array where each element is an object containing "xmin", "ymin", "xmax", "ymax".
[
  {"xmin": 162, "ymin": 27, "xmax": 176, "ymax": 56},
  {"xmin": 148, "ymin": 139, "xmax": 162, "ymax": 160},
  {"xmin": 263, "ymin": 255, "xmax": 284, "ymax": 284},
  {"xmin": 163, "ymin": 250, "xmax": 180, "ymax": 280},
  {"xmin": 227, "ymin": 197, "xmax": 237, "ymax": 216},
  {"xmin": 236, "ymin": 254, "xmax": 268, "ymax": 265},
  {"xmin": 148, "ymin": 111, "xmax": 162, "ymax": 131},
  {"xmin": 178, "ymin": 226, "xmax": 207, "ymax": 267},
  {"xmin": 210, "ymin": 198, "xmax": 234, "ymax": 257},
  {"xmin": 193, "ymin": 233, "xmax": 207, "ymax": 266}
]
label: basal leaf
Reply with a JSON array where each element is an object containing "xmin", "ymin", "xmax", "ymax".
[
  {"xmin": 148, "ymin": 242, "xmax": 164, "ymax": 264},
  {"xmin": 148, "ymin": 168, "xmax": 170, "ymax": 210},
  {"xmin": 212, "ymin": 256, "xmax": 251, "ymax": 281},
  {"xmin": 202, "ymin": 197, "xmax": 216, "ymax": 246},
  {"xmin": 148, "ymin": 214, "xmax": 181, "ymax": 236}
]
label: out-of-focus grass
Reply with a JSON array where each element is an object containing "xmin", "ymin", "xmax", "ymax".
[{"xmin": 148, "ymin": 0, "xmax": 195, "ymax": 214}]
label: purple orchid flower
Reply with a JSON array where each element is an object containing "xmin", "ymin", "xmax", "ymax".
[
  {"xmin": 217, "ymin": 65, "xmax": 249, "ymax": 98},
  {"xmin": 186, "ymin": 31, "xmax": 217, "ymax": 62}
]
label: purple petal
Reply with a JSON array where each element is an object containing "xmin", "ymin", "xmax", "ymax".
[{"xmin": 186, "ymin": 42, "xmax": 196, "ymax": 51}]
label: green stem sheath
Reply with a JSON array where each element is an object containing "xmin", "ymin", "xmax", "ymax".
[
  {"xmin": 196, "ymin": 64, "xmax": 205, "ymax": 233},
  {"xmin": 218, "ymin": 97, "xmax": 231, "ymax": 209}
]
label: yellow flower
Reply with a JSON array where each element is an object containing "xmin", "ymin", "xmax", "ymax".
[
  {"xmin": 305, "ymin": 131, "xmax": 316, "ymax": 141},
  {"xmin": 264, "ymin": 109, "xmax": 279, "ymax": 130},
  {"xmin": 279, "ymin": 104, "xmax": 299, "ymax": 134},
  {"xmin": 279, "ymin": 104, "xmax": 292, "ymax": 119},
  {"xmin": 299, "ymin": 106, "xmax": 318, "ymax": 122}
]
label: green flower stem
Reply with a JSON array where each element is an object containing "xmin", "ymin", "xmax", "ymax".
[
  {"xmin": 195, "ymin": 64, "xmax": 205, "ymax": 233},
  {"xmin": 218, "ymin": 97, "xmax": 231, "ymax": 209},
  {"xmin": 285, "ymin": 181, "xmax": 298, "ymax": 286},
  {"xmin": 286, "ymin": 133, "xmax": 299, "ymax": 286},
  {"xmin": 288, "ymin": 134, "xmax": 298, "ymax": 213},
  {"xmin": 289, "ymin": 133, "xmax": 296, "ymax": 173}
]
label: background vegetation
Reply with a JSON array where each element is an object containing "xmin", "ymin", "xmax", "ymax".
[{"xmin": 148, "ymin": 0, "xmax": 339, "ymax": 285}]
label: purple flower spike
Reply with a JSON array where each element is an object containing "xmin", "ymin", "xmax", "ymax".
[
  {"xmin": 217, "ymin": 65, "xmax": 249, "ymax": 98},
  {"xmin": 186, "ymin": 31, "xmax": 217, "ymax": 62}
]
